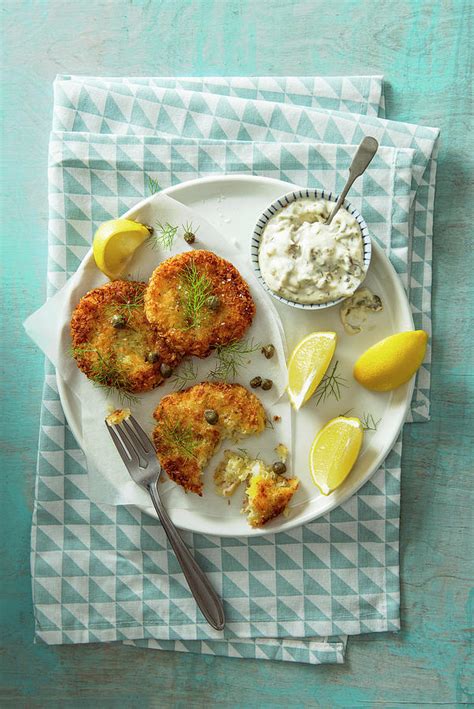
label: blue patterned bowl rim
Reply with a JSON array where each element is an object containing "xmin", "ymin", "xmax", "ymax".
[{"xmin": 251, "ymin": 188, "xmax": 372, "ymax": 310}]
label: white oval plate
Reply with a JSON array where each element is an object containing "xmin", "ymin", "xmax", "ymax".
[{"xmin": 57, "ymin": 175, "xmax": 414, "ymax": 537}]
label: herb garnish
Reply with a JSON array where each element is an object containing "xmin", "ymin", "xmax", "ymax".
[
  {"xmin": 236, "ymin": 448, "xmax": 250, "ymax": 458},
  {"xmin": 313, "ymin": 360, "xmax": 349, "ymax": 405},
  {"xmin": 264, "ymin": 416, "xmax": 275, "ymax": 431},
  {"xmin": 361, "ymin": 412, "xmax": 382, "ymax": 431},
  {"xmin": 106, "ymin": 288, "xmax": 145, "ymax": 321},
  {"xmin": 159, "ymin": 417, "xmax": 197, "ymax": 459},
  {"xmin": 148, "ymin": 221, "xmax": 179, "ymax": 250},
  {"xmin": 208, "ymin": 339, "xmax": 261, "ymax": 382},
  {"xmin": 339, "ymin": 408, "xmax": 354, "ymax": 417},
  {"xmin": 170, "ymin": 360, "xmax": 198, "ymax": 391},
  {"xmin": 180, "ymin": 260, "xmax": 214, "ymax": 329},
  {"xmin": 71, "ymin": 345, "xmax": 139, "ymax": 405},
  {"xmin": 147, "ymin": 176, "xmax": 161, "ymax": 195}
]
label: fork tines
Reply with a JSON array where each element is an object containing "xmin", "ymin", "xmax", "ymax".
[{"xmin": 105, "ymin": 415, "xmax": 155, "ymax": 464}]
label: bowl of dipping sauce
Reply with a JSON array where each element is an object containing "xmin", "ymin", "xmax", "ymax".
[{"xmin": 251, "ymin": 188, "xmax": 372, "ymax": 310}]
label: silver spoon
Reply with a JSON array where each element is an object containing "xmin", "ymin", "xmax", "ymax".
[{"xmin": 325, "ymin": 136, "xmax": 379, "ymax": 225}]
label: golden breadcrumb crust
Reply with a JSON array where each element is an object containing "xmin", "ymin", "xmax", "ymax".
[
  {"xmin": 144, "ymin": 250, "xmax": 256, "ymax": 358},
  {"xmin": 153, "ymin": 382, "xmax": 266, "ymax": 495},
  {"xmin": 245, "ymin": 473, "xmax": 299, "ymax": 528},
  {"xmin": 70, "ymin": 280, "xmax": 180, "ymax": 393}
]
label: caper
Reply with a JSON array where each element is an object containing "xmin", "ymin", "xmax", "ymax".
[
  {"xmin": 272, "ymin": 461, "xmax": 287, "ymax": 475},
  {"xmin": 145, "ymin": 351, "xmax": 160, "ymax": 364},
  {"xmin": 250, "ymin": 376, "xmax": 262, "ymax": 389},
  {"xmin": 183, "ymin": 231, "xmax": 196, "ymax": 244},
  {"xmin": 207, "ymin": 295, "xmax": 221, "ymax": 311},
  {"xmin": 111, "ymin": 314, "xmax": 127, "ymax": 329},
  {"xmin": 261, "ymin": 378, "xmax": 273, "ymax": 391},
  {"xmin": 160, "ymin": 362, "xmax": 173, "ymax": 378},
  {"xmin": 204, "ymin": 409, "xmax": 219, "ymax": 425},
  {"xmin": 261, "ymin": 344, "xmax": 275, "ymax": 359}
]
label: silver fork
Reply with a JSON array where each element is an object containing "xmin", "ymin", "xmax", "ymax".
[{"xmin": 105, "ymin": 415, "xmax": 225, "ymax": 631}]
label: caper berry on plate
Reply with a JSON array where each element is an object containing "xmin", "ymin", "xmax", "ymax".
[
  {"xmin": 160, "ymin": 362, "xmax": 173, "ymax": 378},
  {"xmin": 272, "ymin": 461, "xmax": 287, "ymax": 475},
  {"xmin": 183, "ymin": 231, "xmax": 196, "ymax": 244},
  {"xmin": 261, "ymin": 378, "xmax": 273, "ymax": 390},
  {"xmin": 261, "ymin": 344, "xmax": 275, "ymax": 359},
  {"xmin": 204, "ymin": 409, "xmax": 219, "ymax": 425},
  {"xmin": 145, "ymin": 351, "xmax": 160, "ymax": 364},
  {"xmin": 111, "ymin": 313, "xmax": 127, "ymax": 329},
  {"xmin": 207, "ymin": 295, "xmax": 221, "ymax": 311},
  {"xmin": 250, "ymin": 376, "xmax": 262, "ymax": 389}
]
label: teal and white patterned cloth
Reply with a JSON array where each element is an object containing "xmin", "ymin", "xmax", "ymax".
[{"xmin": 29, "ymin": 76, "xmax": 439, "ymax": 665}]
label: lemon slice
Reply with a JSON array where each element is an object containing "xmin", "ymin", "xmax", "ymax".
[
  {"xmin": 310, "ymin": 416, "xmax": 364, "ymax": 495},
  {"xmin": 287, "ymin": 332, "xmax": 337, "ymax": 410},
  {"xmin": 92, "ymin": 219, "xmax": 151, "ymax": 280},
  {"xmin": 354, "ymin": 330, "xmax": 428, "ymax": 392}
]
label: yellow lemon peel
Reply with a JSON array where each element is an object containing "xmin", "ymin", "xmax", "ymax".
[
  {"xmin": 93, "ymin": 219, "xmax": 151, "ymax": 280},
  {"xmin": 353, "ymin": 330, "xmax": 428, "ymax": 392}
]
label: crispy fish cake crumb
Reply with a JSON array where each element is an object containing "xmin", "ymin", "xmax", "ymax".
[
  {"xmin": 213, "ymin": 449, "xmax": 299, "ymax": 527},
  {"xmin": 106, "ymin": 407, "xmax": 131, "ymax": 425},
  {"xmin": 153, "ymin": 382, "xmax": 266, "ymax": 495},
  {"xmin": 144, "ymin": 250, "xmax": 256, "ymax": 358},
  {"xmin": 71, "ymin": 280, "xmax": 180, "ymax": 393},
  {"xmin": 243, "ymin": 468, "xmax": 299, "ymax": 528}
]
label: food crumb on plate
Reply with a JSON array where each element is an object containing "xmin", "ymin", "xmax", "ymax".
[
  {"xmin": 275, "ymin": 443, "xmax": 289, "ymax": 462},
  {"xmin": 106, "ymin": 407, "xmax": 131, "ymax": 425},
  {"xmin": 339, "ymin": 287, "xmax": 383, "ymax": 335}
]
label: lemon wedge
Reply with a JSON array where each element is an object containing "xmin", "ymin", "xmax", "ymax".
[
  {"xmin": 310, "ymin": 416, "xmax": 364, "ymax": 495},
  {"xmin": 92, "ymin": 219, "xmax": 151, "ymax": 280},
  {"xmin": 287, "ymin": 331, "xmax": 337, "ymax": 410},
  {"xmin": 354, "ymin": 330, "xmax": 428, "ymax": 392}
]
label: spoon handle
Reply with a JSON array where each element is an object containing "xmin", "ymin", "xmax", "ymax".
[{"xmin": 325, "ymin": 137, "xmax": 379, "ymax": 225}]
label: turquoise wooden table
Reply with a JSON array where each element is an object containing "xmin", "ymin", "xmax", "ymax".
[{"xmin": 2, "ymin": 1, "xmax": 472, "ymax": 705}]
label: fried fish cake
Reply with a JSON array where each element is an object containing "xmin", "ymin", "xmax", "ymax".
[
  {"xmin": 243, "ymin": 467, "xmax": 299, "ymax": 528},
  {"xmin": 144, "ymin": 250, "xmax": 256, "ymax": 358},
  {"xmin": 71, "ymin": 280, "xmax": 180, "ymax": 393},
  {"xmin": 152, "ymin": 382, "xmax": 266, "ymax": 495}
]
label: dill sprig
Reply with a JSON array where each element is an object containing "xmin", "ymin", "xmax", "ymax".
[
  {"xmin": 361, "ymin": 412, "xmax": 382, "ymax": 431},
  {"xmin": 159, "ymin": 417, "xmax": 197, "ymax": 459},
  {"xmin": 208, "ymin": 338, "xmax": 261, "ymax": 382},
  {"xmin": 313, "ymin": 360, "xmax": 349, "ymax": 406},
  {"xmin": 180, "ymin": 260, "xmax": 214, "ymax": 329},
  {"xmin": 339, "ymin": 408, "xmax": 354, "ymax": 417},
  {"xmin": 265, "ymin": 416, "xmax": 275, "ymax": 431},
  {"xmin": 148, "ymin": 221, "xmax": 179, "ymax": 250},
  {"xmin": 236, "ymin": 447, "xmax": 250, "ymax": 458},
  {"xmin": 337, "ymin": 409, "xmax": 381, "ymax": 431},
  {"xmin": 170, "ymin": 360, "xmax": 198, "ymax": 391},
  {"xmin": 106, "ymin": 289, "xmax": 145, "ymax": 321},
  {"xmin": 182, "ymin": 220, "xmax": 199, "ymax": 234},
  {"xmin": 71, "ymin": 345, "xmax": 139, "ymax": 405},
  {"xmin": 147, "ymin": 176, "xmax": 161, "ymax": 195}
]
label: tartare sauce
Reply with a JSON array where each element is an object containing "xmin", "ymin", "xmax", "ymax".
[{"xmin": 258, "ymin": 198, "xmax": 365, "ymax": 304}]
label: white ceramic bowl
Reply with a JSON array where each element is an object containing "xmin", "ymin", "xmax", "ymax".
[{"xmin": 251, "ymin": 187, "xmax": 372, "ymax": 310}]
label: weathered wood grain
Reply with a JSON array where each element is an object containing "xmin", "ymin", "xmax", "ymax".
[{"xmin": 1, "ymin": 0, "xmax": 472, "ymax": 706}]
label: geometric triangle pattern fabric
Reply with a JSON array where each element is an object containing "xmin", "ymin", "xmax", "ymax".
[
  {"xmin": 57, "ymin": 74, "xmax": 385, "ymax": 118},
  {"xmin": 30, "ymin": 76, "xmax": 438, "ymax": 666}
]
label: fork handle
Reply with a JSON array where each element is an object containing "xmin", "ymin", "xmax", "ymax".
[{"xmin": 147, "ymin": 481, "xmax": 226, "ymax": 631}]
